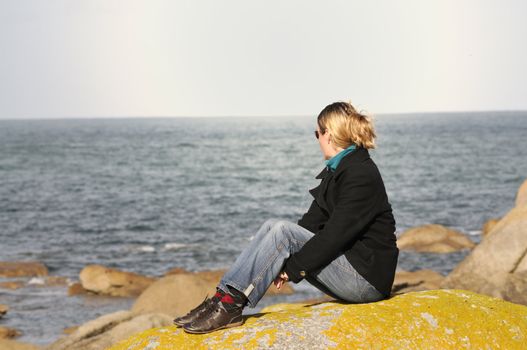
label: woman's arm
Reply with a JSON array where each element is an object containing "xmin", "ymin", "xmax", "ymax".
[{"xmin": 283, "ymin": 166, "xmax": 381, "ymax": 283}]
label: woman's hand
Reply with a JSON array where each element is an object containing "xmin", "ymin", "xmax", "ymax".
[{"xmin": 273, "ymin": 271, "xmax": 289, "ymax": 290}]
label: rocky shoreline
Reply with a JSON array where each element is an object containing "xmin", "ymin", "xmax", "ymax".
[{"xmin": 1, "ymin": 178, "xmax": 526, "ymax": 349}]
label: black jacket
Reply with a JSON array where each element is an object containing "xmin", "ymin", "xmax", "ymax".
[{"xmin": 283, "ymin": 146, "xmax": 399, "ymax": 298}]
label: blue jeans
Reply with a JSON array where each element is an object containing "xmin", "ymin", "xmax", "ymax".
[{"xmin": 217, "ymin": 218, "xmax": 385, "ymax": 309}]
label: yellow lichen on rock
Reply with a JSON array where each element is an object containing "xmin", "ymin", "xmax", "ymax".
[
  {"xmin": 324, "ymin": 289, "xmax": 527, "ymax": 349},
  {"xmin": 108, "ymin": 289, "xmax": 527, "ymax": 350}
]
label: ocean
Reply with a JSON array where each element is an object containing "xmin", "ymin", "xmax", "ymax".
[{"xmin": 0, "ymin": 111, "xmax": 526, "ymax": 344}]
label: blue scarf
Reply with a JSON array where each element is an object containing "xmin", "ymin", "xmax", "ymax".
[{"xmin": 325, "ymin": 144, "xmax": 357, "ymax": 172}]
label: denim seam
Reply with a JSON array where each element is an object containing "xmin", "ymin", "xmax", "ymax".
[
  {"xmin": 333, "ymin": 259, "xmax": 360, "ymax": 274},
  {"xmin": 252, "ymin": 244, "xmax": 281, "ymax": 286},
  {"xmin": 237, "ymin": 244, "xmax": 282, "ymax": 308},
  {"xmin": 251, "ymin": 236, "xmax": 294, "ymax": 292},
  {"xmin": 251, "ymin": 223, "xmax": 288, "ymax": 285}
]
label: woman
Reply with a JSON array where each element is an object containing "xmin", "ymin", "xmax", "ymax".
[{"xmin": 173, "ymin": 101, "xmax": 399, "ymax": 334}]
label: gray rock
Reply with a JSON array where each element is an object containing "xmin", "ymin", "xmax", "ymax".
[
  {"xmin": 441, "ymin": 205, "xmax": 527, "ymax": 304},
  {"xmin": 45, "ymin": 310, "xmax": 171, "ymax": 350}
]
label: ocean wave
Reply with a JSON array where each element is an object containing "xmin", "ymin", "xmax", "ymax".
[
  {"xmin": 28, "ymin": 277, "xmax": 45, "ymax": 285},
  {"xmin": 128, "ymin": 243, "xmax": 193, "ymax": 252},
  {"xmin": 163, "ymin": 242, "xmax": 188, "ymax": 250},
  {"xmin": 137, "ymin": 245, "xmax": 156, "ymax": 253}
]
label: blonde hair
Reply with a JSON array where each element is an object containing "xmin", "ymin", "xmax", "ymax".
[{"xmin": 317, "ymin": 101, "xmax": 376, "ymax": 149}]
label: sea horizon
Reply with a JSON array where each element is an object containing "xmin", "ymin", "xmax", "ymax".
[{"xmin": 1, "ymin": 109, "xmax": 527, "ymax": 121}]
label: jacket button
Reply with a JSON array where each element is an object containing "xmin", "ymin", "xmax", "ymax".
[{"xmin": 300, "ymin": 270, "xmax": 306, "ymax": 277}]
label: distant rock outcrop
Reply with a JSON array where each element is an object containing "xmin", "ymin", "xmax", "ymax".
[
  {"xmin": 79, "ymin": 265, "xmax": 156, "ymax": 297},
  {"xmin": 0, "ymin": 261, "xmax": 48, "ymax": 278},
  {"xmin": 396, "ymin": 224, "xmax": 475, "ymax": 253},
  {"xmin": 0, "ymin": 326, "xmax": 21, "ymax": 339},
  {"xmin": 0, "ymin": 281, "xmax": 25, "ymax": 290},
  {"xmin": 0, "ymin": 304, "xmax": 7, "ymax": 318},
  {"xmin": 108, "ymin": 289, "xmax": 527, "ymax": 350}
]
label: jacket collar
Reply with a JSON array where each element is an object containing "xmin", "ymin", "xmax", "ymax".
[{"xmin": 315, "ymin": 146, "xmax": 370, "ymax": 179}]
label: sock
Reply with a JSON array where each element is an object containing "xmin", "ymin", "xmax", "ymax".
[
  {"xmin": 219, "ymin": 285, "xmax": 248, "ymax": 310},
  {"xmin": 212, "ymin": 287, "xmax": 226, "ymax": 302}
]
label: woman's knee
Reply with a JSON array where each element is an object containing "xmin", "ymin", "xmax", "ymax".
[
  {"xmin": 261, "ymin": 219, "xmax": 292, "ymax": 237},
  {"xmin": 268, "ymin": 220, "xmax": 312, "ymax": 250},
  {"xmin": 270, "ymin": 219, "xmax": 293, "ymax": 231},
  {"xmin": 254, "ymin": 218, "xmax": 283, "ymax": 240},
  {"xmin": 256, "ymin": 220, "xmax": 292, "ymax": 246}
]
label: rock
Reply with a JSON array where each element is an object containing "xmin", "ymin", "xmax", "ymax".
[
  {"xmin": 131, "ymin": 274, "xmax": 216, "ymax": 316},
  {"xmin": 397, "ymin": 224, "xmax": 475, "ymax": 253},
  {"xmin": 391, "ymin": 269, "xmax": 445, "ymax": 295},
  {"xmin": 67, "ymin": 282, "xmax": 91, "ymax": 296},
  {"xmin": 0, "ymin": 277, "xmax": 69, "ymax": 290},
  {"xmin": 59, "ymin": 310, "xmax": 134, "ymax": 341},
  {"xmin": 0, "ymin": 326, "xmax": 21, "ymax": 339},
  {"xmin": 0, "ymin": 262, "xmax": 48, "ymax": 278},
  {"xmin": 0, "ymin": 339, "xmax": 40, "ymax": 350},
  {"xmin": 516, "ymin": 178, "xmax": 527, "ymax": 207},
  {"xmin": 79, "ymin": 265, "xmax": 156, "ymax": 297},
  {"xmin": 163, "ymin": 267, "xmax": 189, "ymax": 276},
  {"xmin": 47, "ymin": 311, "xmax": 133, "ymax": 349},
  {"xmin": 0, "ymin": 281, "xmax": 25, "ymax": 290},
  {"xmin": 62, "ymin": 326, "xmax": 79, "ymax": 335},
  {"xmin": 108, "ymin": 289, "xmax": 527, "ymax": 350},
  {"xmin": 441, "ymin": 205, "xmax": 527, "ymax": 304},
  {"xmin": 45, "ymin": 310, "xmax": 171, "ymax": 350},
  {"xmin": 0, "ymin": 304, "xmax": 8, "ymax": 318},
  {"xmin": 481, "ymin": 218, "xmax": 500, "ymax": 237},
  {"xmin": 292, "ymin": 295, "xmax": 335, "ymax": 305},
  {"xmin": 502, "ymin": 270, "xmax": 527, "ymax": 306}
]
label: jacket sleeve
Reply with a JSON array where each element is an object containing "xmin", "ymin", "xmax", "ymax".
[
  {"xmin": 283, "ymin": 167, "xmax": 380, "ymax": 283},
  {"xmin": 297, "ymin": 198, "xmax": 328, "ymax": 233}
]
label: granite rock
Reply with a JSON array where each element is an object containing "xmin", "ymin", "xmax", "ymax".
[{"xmin": 109, "ymin": 289, "xmax": 527, "ymax": 350}]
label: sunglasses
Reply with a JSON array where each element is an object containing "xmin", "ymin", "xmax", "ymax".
[{"xmin": 314, "ymin": 129, "xmax": 326, "ymax": 139}]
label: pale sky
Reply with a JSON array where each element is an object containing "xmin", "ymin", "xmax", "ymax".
[{"xmin": 1, "ymin": 0, "xmax": 526, "ymax": 119}]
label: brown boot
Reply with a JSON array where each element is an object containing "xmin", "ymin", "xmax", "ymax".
[
  {"xmin": 182, "ymin": 298, "xmax": 244, "ymax": 334},
  {"xmin": 173, "ymin": 288, "xmax": 225, "ymax": 327}
]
